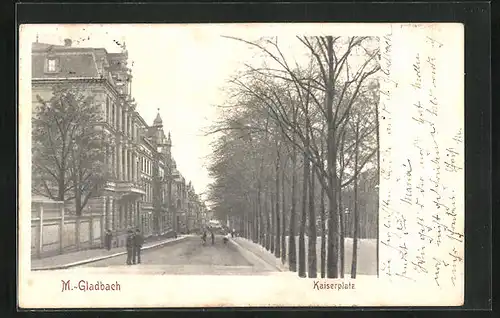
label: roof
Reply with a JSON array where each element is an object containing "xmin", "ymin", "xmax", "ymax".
[
  {"xmin": 31, "ymin": 41, "xmax": 128, "ymax": 81},
  {"xmin": 134, "ymin": 111, "xmax": 149, "ymax": 127},
  {"xmin": 32, "ymin": 42, "xmax": 61, "ymax": 51},
  {"xmin": 153, "ymin": 112, "xmax": 163, "ymax": 126},
  {"xmin": 32, "ymin": 51, "xmax": 101, "ymax": 79}
]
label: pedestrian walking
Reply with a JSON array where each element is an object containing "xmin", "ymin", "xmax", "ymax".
[
  {"xmin": 211, "ymin": 231, "xmax": 215, "ymax": 245},
  {"xmin": 202, "ymin": 231, "xmax": 207, "ymax": 245},
  {"xmin": 126, "ymin": 230, "xmax": 134, "ymax": 265},
  {"xmin": 133, "ymin": 229, "xmax": 144, "ymax": 264}
]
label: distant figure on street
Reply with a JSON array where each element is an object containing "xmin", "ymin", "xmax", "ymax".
[
  {"xmin": 202, "ymin": 231, "xmax": 207, "ymax": 245},
  {"xmin": 133, "ymin": 229, "xmax": 144, "ymax": 264},
  {"xmin": 211, "ymin": 231, "xmax": 215, "ymax": 245},
  {"xmin": 231, "ymin": 229, "xmax": 235, "ymax": 238},
  {"xmin": 104, "ymin": 229, "xmax": 112, "ymax": 250},
  {"xmin": 126, "ymin": 230, "xmax": 134, "ymax": 265}
]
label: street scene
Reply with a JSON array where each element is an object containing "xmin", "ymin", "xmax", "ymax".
[
  {"xmin": 29, "ymin": 25, "xmax": 379, "ymax": 278},
  {"xmin": 79, "ymin": 235, "xmax": 274, "ymax": 275}
]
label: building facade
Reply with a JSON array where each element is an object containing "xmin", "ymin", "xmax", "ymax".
[
  {"xmin": 171, "ymin": 167, "xmax": 187, "ymax": 233},
  {"xmin": 31, "ymin": 39, "xmax": 206, "ymax": 246}
]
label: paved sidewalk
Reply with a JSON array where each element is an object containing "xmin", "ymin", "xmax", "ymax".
[
  {"xmin": 231, "ymin": 237, "xmax": 289, "ymax": 272},
  {"xmin": 31, "ymin": 236, "xmax": 187, "ymax": 271}
]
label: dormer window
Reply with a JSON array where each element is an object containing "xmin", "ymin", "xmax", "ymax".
[{"xmin": 46, "ymin": 57, "xmax": 59, "ymax": 73}]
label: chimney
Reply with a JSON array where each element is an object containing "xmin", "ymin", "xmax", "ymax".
[{"xmin": 64, "ymin": 38, "xmax": 72, "ymax": 47}]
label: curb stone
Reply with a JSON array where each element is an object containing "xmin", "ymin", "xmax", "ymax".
[
  {"xmin": 229, "ymin": 238, "xmax": 285, "ymax": 272},
  {"xmin": 31, "ymin": 236, "xmax": 188, "ymax": 271}
]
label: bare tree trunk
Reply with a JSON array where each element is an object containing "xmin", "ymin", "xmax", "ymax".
[
  {"xmin": 351, "ymin": 119, "xmax": 360, "ymax": 279},
  {"xmin": 281, "ymin": 158, "xmax": 287, "ymax": 264},
  {"xmin": 257, "ymin": 185, "xmax": 263, "ymax": 245},
  {"xmin": 320, "ymin": 182, "xmax": 326, "ymax": 278},
  {"xmin": 264, "ymin": 196, "xmax": 267, "ymax": 249},
  {"xmin": 246, "ymin": 213, "xmax": 250, "ymax": 239},
  {"xmin": 326, "ymin": 36, "xmax": 340, "ymax": 278},
  {"xmin": 308, "ymin": 165, "xmax": 317, "ymax": 278},
  {"xmin": 58, "ymin": 170, "xmax": 66, "ymax": 201},
  {"xmin": 261, "ymin": 195, "xmax": 266, "ymax": 247},
  {"xmin": 289, "ymin": 147, "xmax": 297, "ymax": 272},
  {"xmin": 275, "ymin": 151, "xmax": 281, "ymax": 258},
  {"xmin": 339, "ymin": 183, "xmax": 345, "ymax": 278},
  {"xmin": 299, "ymin": 150, "xmax": 309, "ymax": 278},
  {"xmin": 73, "ymin": 156, "xmax": 83, "ymax": 217},
  {"xmin": 240, "ymin": 215, "xmax": 245, "ymax": 238},
  {"xmin": 248, "ymin": 209, "xmax": 253, "ymax": 240},
  {"xmin": 72, "ymin": 154, "xmax": 82, "ymax": 249},
  {"xmin": 269, "ymin": 192, "xmax": 274, "ymax": 253},
  {"xmin": 253, "ymin": 199, "xmax": 258, "ymax": 243},
  {"xmin": 247, "ymin": 204, "xmax": 250, "ymax": 240}
]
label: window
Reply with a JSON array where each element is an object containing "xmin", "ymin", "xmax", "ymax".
[
  {"xmin": 105, "ymin": 97, "xmax": 110, "ymax": 123},
  {"xmin": 46, "ymin": 58, "xmax": 58, "ymax": 72},
  {"xmin": 122, "ymin": 111, "xmax": 125, "ymax": 133},
  {"xmin": 111, "ymin": 103, "xmax": 115, "ymax": 128}
]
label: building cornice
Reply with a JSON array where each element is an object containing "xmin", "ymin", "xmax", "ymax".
[{"xmin": 32, "ymin": 77, "xmax": 124, "ymax": 101}]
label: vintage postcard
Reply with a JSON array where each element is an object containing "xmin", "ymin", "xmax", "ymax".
[{"xmin": 18, "ymin": 23, "xmax": 464, "ymax": 308}]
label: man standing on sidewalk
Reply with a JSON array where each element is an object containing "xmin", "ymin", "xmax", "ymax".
[
  {"xmin": 104, "ymin": 229, "xmax": 112, "ymax": 250},
  {"xmin": 126, "ymin": 229, "xmax": 134, "ymax": 265},
  {"xmin": 133, "ymin": 229, "xmax": 144, "ymax": 264}
]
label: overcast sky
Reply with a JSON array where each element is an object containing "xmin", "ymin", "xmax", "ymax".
[{"xmin": 24, "ymin": 24, "xmax": 383, "ymax": 202}]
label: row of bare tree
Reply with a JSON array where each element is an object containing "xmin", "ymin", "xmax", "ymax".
[{"xmin": 207, "ymin": 36, "xmax": 381, "ymax": 278}]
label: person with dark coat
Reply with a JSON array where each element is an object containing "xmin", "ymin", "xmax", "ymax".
[
  {"xmin": 202, "ymin": 231, "xmax": 207, "ymax": 245},
  {"xmin": 133, "ymin": 229, "xmax": 144, "ymax": 264},
  {"xmin": 126, "ymin": 230, "xmax": 134, "ymax": 265},
  {"xmin": 104, "ymin": 229, "xmax": 112, "ymax": 250},
  {"xmin": 211, "ymin": 231, "xmax": 215, "ymax": 245}
]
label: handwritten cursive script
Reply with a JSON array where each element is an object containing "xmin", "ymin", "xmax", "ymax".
[{"xmin": 379, "ymin": 26, "xmax": 464, "ymax": 293}]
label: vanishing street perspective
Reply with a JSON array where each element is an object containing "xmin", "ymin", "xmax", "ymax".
[{"xmin": 30, "ymin": 26, "xmax": 379, "ymax": 278}]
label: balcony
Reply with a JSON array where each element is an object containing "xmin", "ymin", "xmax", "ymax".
[
  {"xmin": 103, "ymin": 180, "xmax": 117, "ymax": 192},
  {"xmin": 117, "ymin": 181, "xmax": 145, "ymax": 194},
  {"xmin": 104, "ymin": 180, "xmax": 145, "ymax": 199}
]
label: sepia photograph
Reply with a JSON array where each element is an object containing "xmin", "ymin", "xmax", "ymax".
[{"xmin": 18, "ymin": 23, "xmax": 464, "ymax": 308}]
